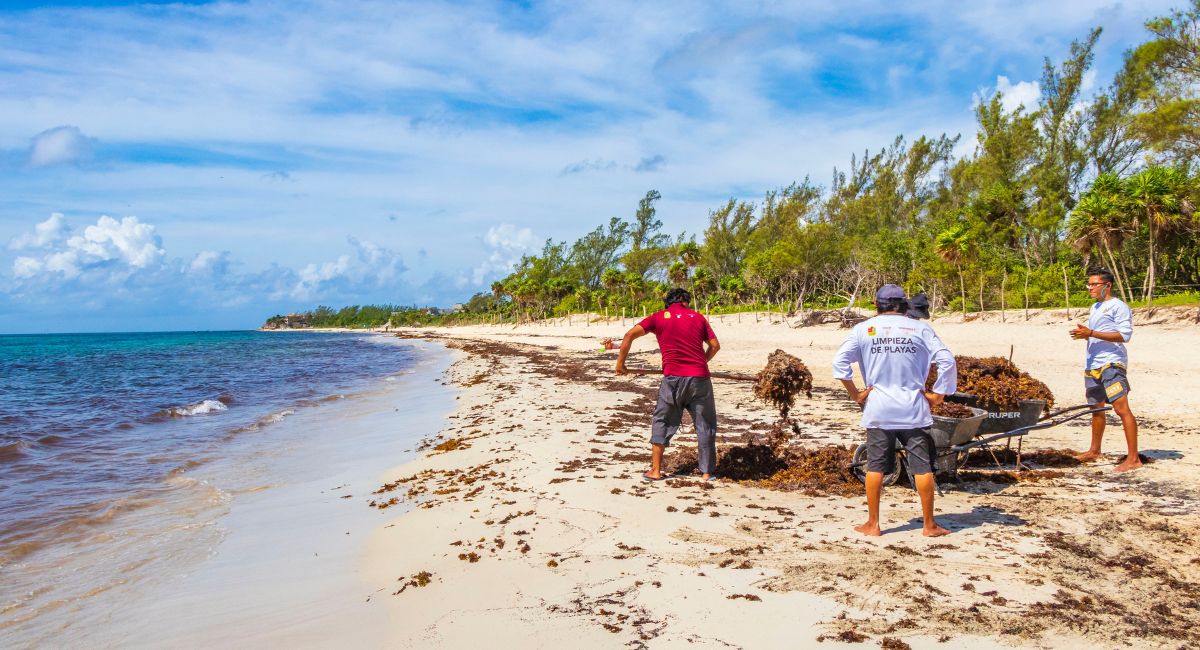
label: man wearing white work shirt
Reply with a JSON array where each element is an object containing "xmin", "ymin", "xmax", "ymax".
[
  {"xmin": 1069, "ymin": 268, "xmax": 1141, "ymax": 472},
  {"xmin": 833, "ymin": 285, "xmax": 957, "ymax": 537}
]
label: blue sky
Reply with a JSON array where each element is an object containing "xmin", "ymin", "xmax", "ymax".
[{"xmin": 0, "ymin": 0, "xmax": 1180, "ymax": 333}]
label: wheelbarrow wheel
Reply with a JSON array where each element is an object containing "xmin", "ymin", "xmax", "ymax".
[{"xmin": 851, "ymin": 443, "xmax": 901, "ymax": 486}]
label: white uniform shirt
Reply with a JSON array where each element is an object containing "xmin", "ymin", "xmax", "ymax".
[
  {"xmin": 1085, "ymin": 298, "xmax": 1133, "ymax": 369},
  {"xmin": 831, "ymin": 314, "xmax": 957, "ymax": 429}
]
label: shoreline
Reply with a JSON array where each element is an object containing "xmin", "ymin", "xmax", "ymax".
[
  {"xmin": 364, "ymin": 317, "xmax": 1200, "ymax": 648},
  {"xmin": 1, "ymin": 338, "xmax": 457, "ymax": 648}
]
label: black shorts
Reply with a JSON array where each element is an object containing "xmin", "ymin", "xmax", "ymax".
[
  {"xmin": 866, "ymin": 427, "xmax": 935, "ymax": 475},
  {"xmin": 1085, "ymin": 365, "xmax": 1130, "ymax": 405}
]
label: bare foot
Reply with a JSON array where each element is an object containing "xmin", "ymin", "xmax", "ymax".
[
  {"xmin": 923, "ymin": 525, "xmax": 951, "ymax": 537},
  {"xmin": 854, "ymin": 522, "xmax": 881, "ymax": 537},
  {"xmin": 1075, "ymin": 450, "xmax": 1102, "ymax": 462},
  {"xmin": 1114, "ymin": 457, "xmax": 1143, "ymax": 473}
]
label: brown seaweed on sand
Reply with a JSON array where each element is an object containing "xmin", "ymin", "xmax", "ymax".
[
  {"xmin": 709, "ymin": 444, "xmax": 861, "ymax": 496},
  {"xmin": 751, "ymin": 445, "xmax": 862, "ymax": 497},
  {"xmin": 753, "ymin": 349, "xmax": 813, "ymax": 419}
]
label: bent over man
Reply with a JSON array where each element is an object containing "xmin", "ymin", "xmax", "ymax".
[
  {"xmin": 832, "ymin": 284, "xmax": 957, "ymax": 537},
  {"xmin": 616, "ymin": 288, "xmax": 720, "ymax": 481},
  {"xmin": 1069, "ymin": 268, "xmax": 1140, "ymax": 472}
]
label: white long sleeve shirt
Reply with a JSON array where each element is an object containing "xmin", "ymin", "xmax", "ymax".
[
  {"xmin": 831, "ymin": 314, "xmax": 957, "ymax": 429},
  {"xmin": 1085, "ymin": 298, "xmax": 1133, "ymax": 369}
]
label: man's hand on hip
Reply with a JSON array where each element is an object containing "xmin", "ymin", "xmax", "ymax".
[{"xmin": 924, "ymin": 391, "xmax": 945, "ymax": 407}]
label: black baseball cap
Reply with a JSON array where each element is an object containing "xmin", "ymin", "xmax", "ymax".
[{"xmin": 906, "ymin": 292, "xmax": 930, "ymax": 319}]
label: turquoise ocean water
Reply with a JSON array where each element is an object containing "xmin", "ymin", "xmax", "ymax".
[{"xmin": 0, "ymin": 330, "xmax": 441, "ymax": 644}]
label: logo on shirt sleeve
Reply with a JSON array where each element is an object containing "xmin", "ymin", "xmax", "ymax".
[
  {"xmin": 867, "ymin": 326, "xmax": 876, "ymax": 337},
  {"xmin": 664, "ymin": 312, "xmax": 671, "ymax": 319}
]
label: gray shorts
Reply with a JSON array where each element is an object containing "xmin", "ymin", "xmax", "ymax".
[
  {"xmin": 866, "ymin": 427, "xmax": 935, "ymax": 476},
  {"xmin": 651, "ymin": 376, "xmax": 717, "ymax": 446},
  {"xmin": 1085, "ymin": 365, "xmax": 1131, "ymax": 405}
]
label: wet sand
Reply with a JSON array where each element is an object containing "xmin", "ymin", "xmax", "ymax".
[{"xmin": 365, "ymin": 308, "xmax": 1200, "ymax": 649}]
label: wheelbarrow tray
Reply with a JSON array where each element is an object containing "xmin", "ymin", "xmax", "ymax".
[{"xmin": 946, "ymin": 393, "xmax": 1047, "ymax": 435}]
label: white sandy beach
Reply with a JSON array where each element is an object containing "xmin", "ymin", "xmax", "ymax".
[{"xmin": 359, "ymin": 307, "xmax": 1200, "ymax": 649}]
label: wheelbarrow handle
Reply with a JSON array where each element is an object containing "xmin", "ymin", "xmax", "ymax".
[
  {"xmin": 1039, "ymin": 403, "xmax": 1100, "ymax": 421},
  {"xmin": 623, "ymin": 366, "xmax": 757, "ymax": 382},
  {"xmin": 951, "ymin": 405, "xmax": 1112, "ymax": 453}
]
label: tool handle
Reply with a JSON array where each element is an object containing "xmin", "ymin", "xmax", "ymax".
[{"xmin": 624, "ymin": 367, "xmax": 756, "ymax": 382}]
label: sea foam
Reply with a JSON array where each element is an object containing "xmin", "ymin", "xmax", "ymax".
[{"xmin": 162, "ymin": 400, "xmax": 229, "ymax": 418}]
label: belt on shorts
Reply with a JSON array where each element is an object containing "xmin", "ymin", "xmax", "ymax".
[{"xmin": 1084, "ymin": 363, "xmax": 1126, "ymax": 380}]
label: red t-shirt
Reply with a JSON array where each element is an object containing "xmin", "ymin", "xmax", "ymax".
[{"xmin": 638, "ymin": 303, "xmax": 717, "ymax": 377}]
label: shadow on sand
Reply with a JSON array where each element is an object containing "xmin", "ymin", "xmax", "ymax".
[{"xmin": 885, "ymin": 504, "xmax": 1028, "ymax": 535}]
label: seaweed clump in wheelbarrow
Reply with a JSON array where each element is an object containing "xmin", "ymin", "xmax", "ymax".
[
  {"xmin": 932, "ymin": 401, "xmax": 975, "ymax": 418},
  {"xmin": 929, "ymin": 356, "xmax": 1055, "ymax": 412}
]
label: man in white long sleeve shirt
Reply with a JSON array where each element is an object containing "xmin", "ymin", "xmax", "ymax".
[
  {"xmin": 832, "ymin": 284, "xmax": 957, "ymax": 537},
  {"xmin": 1069, "ymin": 268, "xmax": 1140, "ymax": 472}
]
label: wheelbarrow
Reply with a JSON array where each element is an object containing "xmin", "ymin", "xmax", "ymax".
[{"xmin": 850, "ymin": 403, "xmax": 1112, "ymax": 488}]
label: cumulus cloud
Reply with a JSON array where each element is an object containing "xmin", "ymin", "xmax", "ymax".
[
  {"xmin": 9, "ymin": 213, "xmax": 69, "ymax": 250},
  {"xmin": 3, "ymin": 213, "xmax": 412, "ymax": 319},
  {"xmin": 994, "ymin": 75, "xmax": 1040, "ymax": 113},
  {"xmin": 11, "ymin": 214, "xmax": 164, "ymax": 280},
  {"xmin": 188, "ymin": 250, "xmax": 232, "ymax": 276},
  {"xmin": 469, "ymin": 223, "xmax": 535, "ymax": 286},
  {"xmin": 287, "ymin": 237, "xmax": 408, "ymax": 300},
  {"xmin": 27, "ymin": 126, "xmax": 95, "ymax": 167}
]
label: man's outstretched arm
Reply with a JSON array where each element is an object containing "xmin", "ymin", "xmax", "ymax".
[{"xmin": 615, "ymin": 325, "xmax": 646, "ymax": 374}]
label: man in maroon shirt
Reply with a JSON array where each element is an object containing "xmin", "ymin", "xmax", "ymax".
[{"xmin": 615, "ymin": 288, "xmax": 721, "ymax": 481}]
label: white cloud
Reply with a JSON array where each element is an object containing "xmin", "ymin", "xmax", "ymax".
[
  {"xmin": 10, "ymin": 214, "xmax": 163, "ymax": 280},
  {"xmin": 188, "ymin": 250, "xmax": 230, "ymax": 276},
  {"xmin": 4, "ymin": 213, "xmax": 410, "ymax": 311},
  {"xmin": 287, "ymin": 236, "xmax": 408, "ymax": 300},
  {"xmin": 469, "ymin": 223, "xmax": 535, "ymax": 286},
  {"xmin": 9, "ymin": 212, "xmax": 69, "ymax": 249},
  {"xmin": 995, "ymin": 75, "xmax": 1040, "ymax": 112},
  {"xmin": 28, "ymin": 125, "xmax": 95, "ymax": 167}
]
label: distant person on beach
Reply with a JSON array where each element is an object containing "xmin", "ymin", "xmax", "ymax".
[
  {"xmin": 833, "ymin": 284, "xmax": 957, "ymax": 537},
  {"xmin": 1069, "ymin": 268, "xmax": 1141, "ymax": 472},
  {"xmin": 906, "ymin": 292, "xmax": 930, "ymax": 320},
  {"xmin": 615, "ymin": 288, "xmax": 721, "ymax": 482}
]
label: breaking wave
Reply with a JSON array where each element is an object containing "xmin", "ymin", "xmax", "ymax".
[{"xmin": 158, "ymin": 399, "xmax": 229, "ymax": 418}]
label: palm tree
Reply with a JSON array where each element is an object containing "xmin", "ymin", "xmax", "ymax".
[
  {"xmin": 678, "ymin": 241, "xmax": 700, "ymax": 268},
  {"xmin": 1125, "ymin": 166, "xmax": 1188, "ymax": 309},
  {"xmin": 719, "ymin": 275, "xmax": 748, "ymax": 305},
  {"xmin": 600, "ymin": 267, "xmax": 625, "ymax": 312},
  {"xmin": 667, "ymin": 261, "xmax": 688, "ymax": 286},
  {"xmin": 513, "ymin": 281, "xmax": 538, "ymax": 322},
  {"xmin": 625, "ymin": 271, "xmax": 646, "ymax": 304},
  {"xmin": 935, "ymin": 223, "xmax": 972, "ymax": 318},
  {"xmin": 1068, "ymin": 174, "xmax": 1134, "ymax": 302},
  {"xmin": 691, "ymin": 268, "xmax": 715, "ymax": 304}
]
